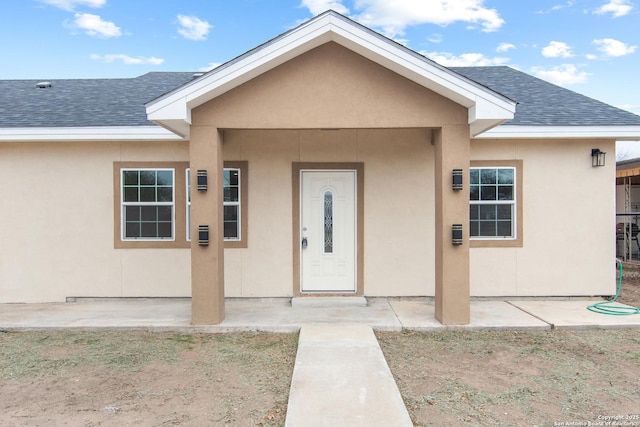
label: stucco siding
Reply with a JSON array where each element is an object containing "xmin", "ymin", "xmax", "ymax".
[
  {"xmin": 470, "ymin": 138, "xmax": 616, "ymax": 297},
  {"xmin": 0, "ymin": 141, "xmax": 191, "ymax": 303}
]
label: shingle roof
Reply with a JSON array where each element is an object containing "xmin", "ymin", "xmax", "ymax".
[
  {"xmin": 1, "ymin": 66, "xmax": 639, "ymax": 129},
  {"xmin": 451, "ymin": 66, "xmax": 640, "ymax": 126},
  {"xmin": 0, "ymin": 72, "xmax": 195, "ymax": 128}
]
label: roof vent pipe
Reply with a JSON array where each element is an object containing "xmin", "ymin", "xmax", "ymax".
[{"xmin": 35, "ymin": 82, "xmax": 52, "ymax": 89}]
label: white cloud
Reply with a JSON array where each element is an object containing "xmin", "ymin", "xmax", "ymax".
[
  {"xmin": 586, "ymin": 53, "xmax": 598, "ymax": 60},
  {"xmin": 300, "ymin": 0, "xmax": 349, "ymax": 15},
  {"xmin": 90, "ymin": 54, "xmax": 164, "ymax": 65},
  {"xmin": 428, "ymin": 33, "xmax": 443, "ymax": 43},
  {"xmin": 531, "ymin": 64, "xmax": 588, "ymax": 85},
  {"xmin": 541, "ymin": 41, "xmax": 574, "ymax": 58},
  {"xmin": 536, "ymin": 1, "xmax": 576, "ymax": 14},
  {"xmin": 300, "ymin": 0, "xmax": 504, "ymax": 37},
  {"xmin": 496, "ymin": 42, "xmax": 515, "ymax": 52},
  {"xmin": 176, "ymin": 15, "xmax": 212, "ymax": 41},
  {"xmin": 199, "ymin": 62, "xmax": 222, "ymax": 72},
  {"xmin": 39, "ymin": 0, "xmax": 105, "ymax": 11},
  {"xmin": 69, "ymin": 12, "xmax": 121, "ymax": 38},
  {"xmin": 425, "ymin": 51, "xmax": 509, "ymax": 67},
  {"xmin": 593, "ymin": 38, "xmax": 637, "ymax": 56},
  {"xmin": 594, "ymin": 0, "xmax": 633, "ymax": 17}
]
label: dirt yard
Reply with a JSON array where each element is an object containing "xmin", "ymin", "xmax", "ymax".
[
  {"xmin": 1, "ymin": 270, "xmax": 639, "ymax": 427},
  {"xmin": 0, "ymin": 331, "xmax": 297, "ymax": 426}
]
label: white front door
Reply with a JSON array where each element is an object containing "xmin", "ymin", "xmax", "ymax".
[{"xmin": 300, "ymin": 170, "xmax": 357, "ymax": 293}]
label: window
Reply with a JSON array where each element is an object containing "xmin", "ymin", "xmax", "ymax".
[
  {"xmin": 470, "ymin": 167, "xmax": 515, "ymax": 239},
  {"xmin": 121, "ymin": 169, "xmax": 174, "ymax": 240},
  {"xmin": 469, "ymin": 161, "xmax": 523, "ymax": 247},
  {"xmin": 185, "ymin": 161, "xmax": 248, "ymax": 248}
]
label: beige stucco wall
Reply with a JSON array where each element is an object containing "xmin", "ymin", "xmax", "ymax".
[
  {"xmin": 222, "ymin": 128, "xmax": 435, "ymax": 297},
  {"xmin": 470, "ymin": 138, "xmax": 616, "ymax": 297},
  {"xmin": 0, "ymin": 141, "xmax": 191, "ymax": 303}
]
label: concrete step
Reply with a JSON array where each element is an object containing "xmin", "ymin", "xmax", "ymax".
[
  {"xmin": 291, "ymin": 296, "xmax": 368, "ymax": 308},
  {"xmin": 285, "ymin": 324, "xmax": 413, "ymax": 427}
]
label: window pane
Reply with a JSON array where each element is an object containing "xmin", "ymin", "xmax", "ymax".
[
  {"xmin": 124, "ymin": 187, "xmax": 139, "ymax": 202},
  {"xmin": 140, "ymin": 187, "xmax": 156, "ymax": 202},
  {"xmin": 140, "ymin": 170, "xmax": 155, "ymax": 185},
  {"xmin": 125, "ymin": 205, "xmax": 140, "ymax": 221},
  {"xmin": 470, "ymin": 185, "xmax": 479, "ymax": 201},
  {"xmin": 498, "ymin": 186, "xmax": 513, "ymax": 201},
  {"xmin": 225, "ymin": 170, "xmax": 239, "ymax": 186},
  {"xmin": 479, "ymin": 205, "xmax": 496, "ymax": 220},
  {"xmin": 480, "ymin": 169, "xmax": 496, "ymax": 184},
  {"xmin": 125, "ymin": 222, "xmax": 140, "ymax": 238},
  {"xmin": 224, "ymin": 205, "xmax": 238, "ymax": 221},
  {"xmin": 157, "ymin": 222, "xmax": 172, "ymax": 238},
  {"xmin": 141, "ymin": 206, "xmax": 157, "ymax": 221},
  {"xmin": 141, "ymin": 222, "xmax": 157, "ymax": 237},
  {"xmin": 497, "ymin": 204, "xmax": 512, "ymax": 220},
  {"xmin": 480, "ymin": 186, "xmax": 496, "ymax": 201},
  {"xmin": 224, "ymin": 187, "xmax": 239, "ymax": 202},
  {"xmin": 497, "ymin": 221, "xmax": 512, "ymax": 237},
  {"xmin": 324, "ymin": 191, "xmax": 333, "ymax": 253},
  {"xmin": 158, "ymin": 206, "xmax": 172, "ymax": 222},
  {"xmin": 156, "ymin": 170, "xmax": 172, "ymax": 186},
  {"xmin": 470, "ymin": 205, "xmax": 479, "ymax": 221},
  {"xmin": 479, "ymin": 221, "xmax": 496, "ymax": 236},
  {"xmin": 470, "ymin": 221, "xmax": 479, "ymax": 237},
  {"xmin": 224, "ymin": 221, "xmax": 239, "ymax": 239},
  {"xmin": 470, "ymin": 169, "xmax": 479, "ymax": 185},
  {"xmin": 498, "ymin": 169, "xmax": 514, "ymax": 185},
  {"xmin": 123, "ymin": 171, "xmax": 138, "ymax": 186},
  {"xmin": 157, "ymin": 187, "xmax": 173, "ymax": 202}
]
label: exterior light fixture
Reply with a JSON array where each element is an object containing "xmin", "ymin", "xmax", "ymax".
[
  {"xmin": 197, "ymin": 170, "xmax": 208, "ymax": 191},
  {"xmin": 591, "ymin": 149, "xmax": 606, "ymax": 167},
  {"xmin": 198, "ymin": 225, "xmax": 209, "ymax": 246},
  {"xmin": 452, "ymin": 224, "xmax": 463, "ymax": 246},
  {"xmin": 452, "ymin": 169, "xmax": 463, "ymax": 191}
]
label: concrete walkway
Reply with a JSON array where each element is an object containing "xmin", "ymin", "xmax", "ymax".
[
  {"xmin": 1, "ymin": 297, "xmax": 640, "ymax": 331},
  {"xmin": 285, "ymin": 324, "xmax": 412, "ymax": 427}
]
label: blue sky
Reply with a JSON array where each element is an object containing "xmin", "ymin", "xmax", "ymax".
[{"xmin": 2, "ymin": 0, "xmax": 639, "ymax": 153}]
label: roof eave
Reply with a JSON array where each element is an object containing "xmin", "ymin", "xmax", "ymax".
[
  {"xmin": 475, "ymin": 125, "xmax": 640, "ymax": 140},
  {"xmin": 146, "ymin": 11, "xmax": 515, "ymax": 138},
  {"xmin": 0, "ymin": 126, "xmax": 184, "ymax": 142}
]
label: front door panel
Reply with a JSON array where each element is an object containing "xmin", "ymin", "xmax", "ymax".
[{"xmin": 300, "ymin": 170, "xmax": 356, "ymax": 293}]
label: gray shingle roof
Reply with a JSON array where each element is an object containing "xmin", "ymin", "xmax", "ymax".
[
  {"xmin": 1, "ymin": 66, "xmax": 639, "ymax": 129},
  {"xmin": 451, "ymin": 66, "xmax": 640, "ymax": 126},
  {"xmin": 0, "ymin": 72, "xmax": 195, "ymax": 128}
]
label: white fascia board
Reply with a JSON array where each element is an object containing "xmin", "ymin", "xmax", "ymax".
[
  {"xmin": 476, "ymin": 125, "xmax": 640, "ymax": 140},
  {"xmin": 147, "ymin": 12, "xmax": 515, "ymax": 136},
  {"xmin": 0, "ymin": 126, "xmax": 184, "ymax": 142}
]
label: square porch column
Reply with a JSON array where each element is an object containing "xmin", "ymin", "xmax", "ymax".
[
  {"xmin": 434, "ymin": 125, "xmax": 470, "ymax": 325},
  {"xmin": 190, "ymin": 125, "xmax": 225, "ymax": 325}
]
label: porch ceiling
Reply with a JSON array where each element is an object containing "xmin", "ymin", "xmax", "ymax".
[{"xmin": 146, "ymin": 11, "xmax": 515, "ymax": 139}]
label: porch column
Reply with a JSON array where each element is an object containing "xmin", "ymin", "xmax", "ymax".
[
  {"xmin": 190, "ymin": 125, "xmax": 225, "ymax": 325},
  {"xmin": 434, "ymin": 125, "xmax": 470, "ymax": 325}
]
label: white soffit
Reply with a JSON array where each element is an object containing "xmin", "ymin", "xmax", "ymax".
[
  {"xmin": 476, "ymin": 125, "xmax": 640, "ymax": 140},
  {"xmin": 146, "ymin": 11, "xmax": 516, "ymax": 138},
  {"xmin": 0, "ymin": 126, "xmax": 183, "ymax": 142}
]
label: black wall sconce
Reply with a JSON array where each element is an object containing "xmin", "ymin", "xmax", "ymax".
[
  {"xmin": 591, "ymin": 149, "xmax": 606, "ymax": 167},
  {"xmin": 452, "ymin": 224, "xmax": 463, "ymax": 246},
  {"xmin": 198, "ymin": 225, "xmax": 209, "ymax": 246},
  {"xmin": 452, "ymin": 169, "xmax": 463, "ymax": 191},
  {"xmin": 197, "ymin": 169, "xmax": 208, "ymax": 191}
]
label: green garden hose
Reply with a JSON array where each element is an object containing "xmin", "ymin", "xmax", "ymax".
[{"xmin": 587, "ymin": 260, "xmax": 640, "ymax": 315}]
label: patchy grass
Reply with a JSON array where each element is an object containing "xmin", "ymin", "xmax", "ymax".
[
  {"xmin": 377, "ymin": 329, "xmax": 640, "ymax": 426},
  {"xmin": 0, "ymin": 330, "xmax": 298, "ymax": 426}
]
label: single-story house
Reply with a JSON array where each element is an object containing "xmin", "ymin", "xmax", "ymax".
[{"xmin": 2, "ymin": 11, "xmax": 640, "ymax": 325}]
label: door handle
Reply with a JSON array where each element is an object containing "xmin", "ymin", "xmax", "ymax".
[{"xmin": 301, "ymin": 237, "xmax": 308, "ymax": 249}]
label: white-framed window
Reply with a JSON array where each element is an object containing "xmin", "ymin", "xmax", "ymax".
[
  {"xmin": 470, "ymin": 167, "xmax": 516, "ymax": 239},
  {"xmin": 121, "ymin": 168, "xmax": 175, "ymax": 240},
  {"xmin": 223, "ymin": 168, "xmax": 241, "ymax": 241},
  {"xmin": 185, "ymin": 167, "xmax": 242, "ymax": 242}
]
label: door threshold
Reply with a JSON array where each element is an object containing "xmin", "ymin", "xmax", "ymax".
[{"xmin": 291, "ymin": 296, "xmax": 367, "ymax": 308}]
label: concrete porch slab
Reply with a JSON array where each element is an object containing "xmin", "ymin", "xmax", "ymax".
[
  {"xmin": 285, "ymin": 324, "xmax": 412, "ymax": 427},
  {"xmin": 291, "ymin": 296, "xmax": 368, "ymax": 308},
  {"xmin": 389, "ymin": 299, "xmax": 551, "ymax": 330},
  {"xmin": 508, "ymin": 300, "xmax": 640, "ymax": 329}
]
